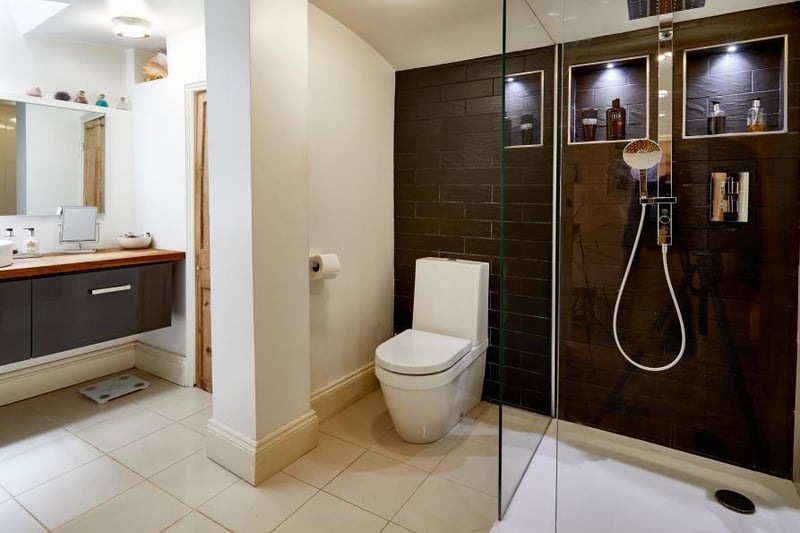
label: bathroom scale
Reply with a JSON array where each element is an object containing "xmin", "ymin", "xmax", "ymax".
[{"xmin": 79, "ymin": 374, "xmax": 150, "ymax": 404}]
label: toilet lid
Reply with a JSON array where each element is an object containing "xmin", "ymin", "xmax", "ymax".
[{"xmin": 376, "ymin": 329, "xmax": 472, "ymax": 375}]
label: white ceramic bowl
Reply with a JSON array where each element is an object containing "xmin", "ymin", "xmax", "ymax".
[
  {"xmin": 0, "ymin": 239, "xmax": 12, "ymax": 267},
  {"xmin": 117, "ymin": 232, "xmax": 152, "ymax": 249}
]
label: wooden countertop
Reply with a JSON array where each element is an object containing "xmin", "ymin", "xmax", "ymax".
[{"xmin": 0, "ymin": 248, "xmax": 185, "ymax": 280}]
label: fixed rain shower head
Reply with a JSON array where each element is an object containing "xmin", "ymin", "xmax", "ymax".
[{"xmin": 627, "ymin": 0, "xmax": 706, "ymax": 20}]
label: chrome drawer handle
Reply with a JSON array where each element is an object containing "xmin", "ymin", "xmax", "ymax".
[{"xmin": 90, "ymin": 284, "xmax": 132, "ymax": 296}]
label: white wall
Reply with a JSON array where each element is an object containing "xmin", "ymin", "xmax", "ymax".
[
  {"xmin": 308, "ymin": 5, "xmax": 395, "ymax": 392},
  {"xmin": 131, "ymin": 26, "xmax": 206, "ymax": 366},
  {"xmin": 0, "ymin": 2, "xmax": 126, "ymax": 103}
]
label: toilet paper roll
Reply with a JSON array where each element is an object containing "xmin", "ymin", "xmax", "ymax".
[{"xmin": 309, "ymin": 253, "xmax": 340, "ymax": 280}]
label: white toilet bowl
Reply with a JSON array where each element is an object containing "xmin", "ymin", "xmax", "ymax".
[
  {"xmin": 376, "ymin": 329, "xmax": 488, "ymax": 443},
  {"xmin": 375, "ymin": 258, "xmax": 490, "ymax": 444}
]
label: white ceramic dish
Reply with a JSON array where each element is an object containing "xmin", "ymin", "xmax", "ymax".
[{"xmin": 117, "ymin": 232, "xmax": 152, "ymax": 249}]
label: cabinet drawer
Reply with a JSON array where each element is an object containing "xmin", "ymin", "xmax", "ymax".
[
  {"xmin": 32, "ymin": 263, "xmax": 172, "ymax": 357},
  {"xmin": 0, "ymin": 279, "xmax": 32, "ymax": 364}
]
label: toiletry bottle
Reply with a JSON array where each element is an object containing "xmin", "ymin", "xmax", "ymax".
[
  {"xmin": 606, "ymin": 98, "xmax": 626, "ymax": 140},
  {"xmin": 4, "ymin": 228, "xmax": 17, "ymax": 255},
  {"xmin": 581, "ymin": 108, "xmax": 598, "ymax": 142},
  {"xmin": 520, "ymin": 114, "xmax": 534, "ymax": 145},
  {"xmin": 22, "ymin": 228, "xmax": 40, "ymax": 257},
  {"xmin": 746, "ymin": 97, "xmax": 766, "ymax": 132},
  {"xmin": 707, "ymin": 101, "xmax": 726, "ymax": 135},
  {"xmin": 95, "ymin": 94, "xmax": 109, "ymax": 107}
]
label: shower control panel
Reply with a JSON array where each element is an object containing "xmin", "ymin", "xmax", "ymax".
[{"xmin": 710, "ymin": 172, "xmax": 749, "ymax": 223}]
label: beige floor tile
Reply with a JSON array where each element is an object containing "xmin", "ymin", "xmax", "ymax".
[
  {"xmin": 434, "ymin": 438, "xmax": 497, "ymax": 496},
  {"xmin": 23, "ymin": 386, "xmax": 138, "ymax": 433},
  {"xmin": 109, "ymin": 423, "xmax": 205, "ymax": 477},
  {"xmin": 0, "ymin": 432, "xmax": 102, "ymax": 495},
  {"xmin": 0, "ymin": 499, "xmax": 46, "ymax": 533},
  {"xmin": 319, "ymin": 390, "xmax": 394, "ymax": 448},
  {"xmin": 325, "ymin": 451, "xmax": 427, "ymax": 520},
  {"xmin": 274, "ymin": 491, "xmax": 386, "ymax": 533},
  {"xmin": 383, "ymin": 523, "xmax": 414, "ymax": 533},
  {"xmin": 179, "ymin": 406, "xmax": 213, "ymax": 435},
  {"xmin": 0, "ymin": 403, "xmax": 67, "ymax": 462},
  {"xmin": 165, "ymin": 511, "xmax": 230, "ymax": 532},
  {"xmin": 151, "ymin": 451, "xmax": 239, "ymax": 507},
  {"xmin": 199, "ymin": 474, "xmax": 316, "ymax": 533},
  {"xmin": 133, "ymin": 386, "xmax": 213, "ymax": 421},
  {"xmin": 371, "ymin": 429, "xmax": 460, "ymax": 472},
  {"xmin": 16, "ymin": 456, "xmax": 141, "ymax": 530},
  {"xmin": 394, "ymin": 475, "xmax": 497, "ymax": 533},
  {"xmin": 55, "ymin": 482, "xmax": 190, "ymax": 533},
  {"xmin": 74, "ymin": 404, "xmax": 172, "ymax": 452},
  {"xmin": 284, "ymin": 433, "xmax": 365, "ymax": 488}
]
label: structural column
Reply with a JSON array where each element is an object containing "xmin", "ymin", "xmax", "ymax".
[{"xmin": 203, "ymin": 0, "xmax": 316, "ymax": 485}]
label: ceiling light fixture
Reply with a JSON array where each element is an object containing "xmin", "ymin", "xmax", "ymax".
[
  {"xmin": 506, "ymin": 77, "xmax": 515, "ymax": 82},
  {"xmin": 113, "ymin": 16, "xmax": 151, "ymax": 39},
  {"xmin": 727, "ymin": 45, "xmax": 737, "ymax": 53},
  {"xmin": 606, "ymin": 63, "xmax": 615, "ymax": 69}
]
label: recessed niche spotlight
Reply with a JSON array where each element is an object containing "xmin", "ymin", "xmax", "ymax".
[
  {"xmin": 606, "ymin": 63, "xmax": 615, "ymax": 69},
  {"xmin": 113, "ymin": 17, "xmax": 151, "ymax": 39},
  {"xmin": 658, "ymin": 54, "xmax": 666, "ymax": 62},
  {"xmin": 506, "ymin": 77, "xmax": 515, "ymax": 83},
  {"xmin": 727, "ymin": 45, "xmax": 738, "ymax": 53},
  {"xmin": 658, "ymin": 90, "xmax": 669, "ymax": 98}
]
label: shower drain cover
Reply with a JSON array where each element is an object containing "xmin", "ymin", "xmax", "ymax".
[{"xmin": 715, "ymin": 489, "xmax": 756, "ymax": 514}]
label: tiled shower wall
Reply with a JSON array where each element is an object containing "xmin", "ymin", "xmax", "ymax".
[
  {"xmin": 558, "ymin": 4, "xmax": 800, "ymax": 478},
  {"xmin": 393, "ymin": 48, "xmax": 555, "ymax": 414}
]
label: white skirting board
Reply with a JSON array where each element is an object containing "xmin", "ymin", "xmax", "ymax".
[
  {"xmin": 0, "ymin": 343, "xmax": 136, "ymax": 406},
  {"xmin": 207, "ymin": 410, "xmax": 319, "ymax": 485},
  {"xmin": 310, "ymin": 361, "xmax": 380, "ymax": 422},
  {"xmin": 134, "ymin": 342, "xmax": 191, "ymax": 386}
]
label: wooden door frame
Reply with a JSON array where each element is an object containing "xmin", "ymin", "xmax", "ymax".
[{"xmin": 184, "ymin": 82, "xmax": 207, "ymax": 388}]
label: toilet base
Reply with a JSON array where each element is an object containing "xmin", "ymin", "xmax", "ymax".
[{"xmin": 377, "ymin": 349, "xmax": 486, "ymax": 444}]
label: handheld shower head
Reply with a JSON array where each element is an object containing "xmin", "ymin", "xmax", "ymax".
[
  {"xmin": 624, "ymin": 139, "xmax": 662, "ymax": 199},
  {"xmin": 623, "ymin": 139, "xmax": 662, "ymax": 170}
]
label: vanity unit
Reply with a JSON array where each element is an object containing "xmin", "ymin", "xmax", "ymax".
[{"xmin": 0, "ymin": 249, "xmax": 184, "ymax": 366}]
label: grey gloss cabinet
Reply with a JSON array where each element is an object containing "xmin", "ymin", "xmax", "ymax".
[
  {"xmin": 0, "ymin": 279, "xmax": 32, "ymax": 365},
  {"xmin": 31, "ymin": 263, "xmax": 173, "ymax": 358}
]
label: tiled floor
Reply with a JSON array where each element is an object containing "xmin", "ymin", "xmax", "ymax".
[{"xmin": 0, "ymin": 369, "xmax": 547, "ymax": 532}]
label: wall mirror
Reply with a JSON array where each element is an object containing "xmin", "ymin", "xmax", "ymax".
[{"xmin": 0, "ymin": 98, "xmax": 105, "ymax": 216}]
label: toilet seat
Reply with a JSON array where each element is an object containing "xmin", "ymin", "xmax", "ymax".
[{"xmin": 376, "ymin": 329, "xmax": 471, "ymax": 375}]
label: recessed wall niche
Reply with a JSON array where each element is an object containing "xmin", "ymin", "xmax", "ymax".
[
  {"xmin": 568, "ymin": 55, "xmax": 649, "ymax": 144},
  {"xmin": 683, "ymin": 35, "xmax": 787, "ymax": 138},
  {"xmin": 504, "ymin": 70, "xmax": 543, "ymax": 148}
]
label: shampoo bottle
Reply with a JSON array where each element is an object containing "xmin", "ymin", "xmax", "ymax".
[
  {"xmin": 22, "ymin": 228, "xmax": 40, "ymax": 257},
  {"xmin": 606, "ymin": 98, "xmax": 626, "ymax": 140},
  {"xmin": 707, "ymin": 101, "xmax": 726, "ymax": 135}
]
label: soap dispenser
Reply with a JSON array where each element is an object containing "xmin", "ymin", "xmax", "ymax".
[
  {"xmin": 746, "ymin": 98, "xmax": 766, "ymax": 132},
  {"xmin": 22, "ymin": 228, "xmax": 40, "ymax": 257},
  {"xmin": 4, "ymin": 228, "xmax": 17, "ymax": 255}
]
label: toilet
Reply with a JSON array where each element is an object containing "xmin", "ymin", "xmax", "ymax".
[{"xmin": 375, "ymin": 257, "xmax": 489, "ymax": 443}]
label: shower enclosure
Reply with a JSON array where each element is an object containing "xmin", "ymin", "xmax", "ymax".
[{"xmin": 498, "ymin": 0, "xmax": 800, "ymax": 530}]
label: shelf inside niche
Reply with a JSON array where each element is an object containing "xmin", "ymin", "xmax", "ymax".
[
  {"xmin": 504, "ymin": 70, "xmax": 544, "ymax": 148},
  {"xmin": 567, "ymin": 55, "xmax": 649, "ymax": 145},
  {"xmin": 683, "ymin": 35, "xmax": 786, "ymax": 138}
]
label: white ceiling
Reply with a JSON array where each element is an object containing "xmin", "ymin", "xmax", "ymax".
[
  {"xmin": 5, "ymin": 0, "xmax": 204, "ymax": 52},
  {"xmin": 6, "ymin": 0, "xmax": 796, "ymax": 67}
]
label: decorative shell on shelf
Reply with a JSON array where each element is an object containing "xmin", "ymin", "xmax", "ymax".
[
  {"xmin": 54, "ymin": 91, "xmax": 71, "ymax": 101},
  {"xmin": 26, "ymin": 86, "xmax": 42, "ymax": 97},
  {"xmin": 143, "ymin": 52, "xmax": 168, "ymax": 81}
]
